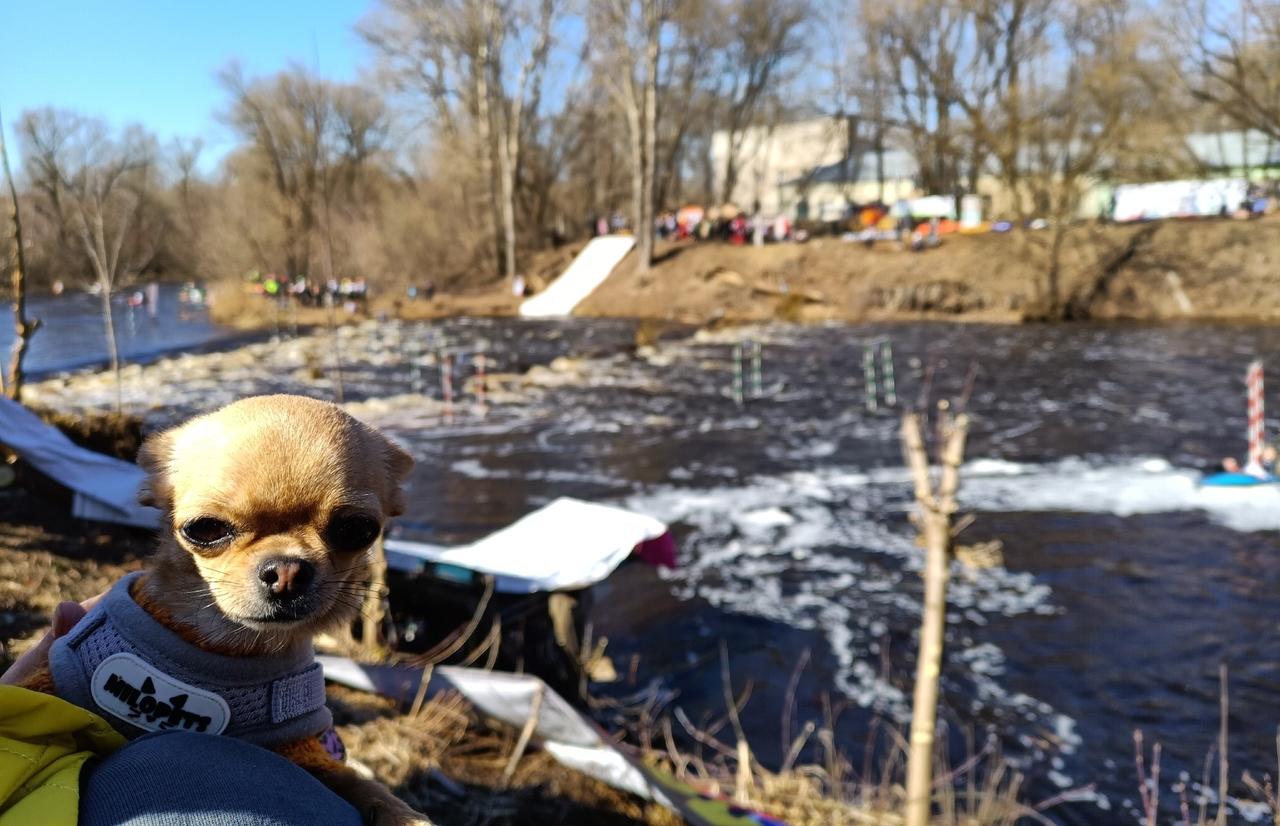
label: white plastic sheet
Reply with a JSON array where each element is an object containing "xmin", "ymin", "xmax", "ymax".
[
  {"xmin": 0, "ymin": 395, "xmax": 160, "ymax": 529},
  {"xmin": 317, "ymin": 656, "xmax": 666, "ymax": 804},
  {"xmin": 384, "ymin": 497, "xmax": 667, "ymax": 593},
  {"xmin": 1113, "ymin": 178, "xmax": 1249, "ymax": 222}
]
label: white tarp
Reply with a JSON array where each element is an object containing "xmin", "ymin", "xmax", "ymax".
[
  {"xmin": 906, "ymin": 194, "xmax": 957, "ymax": 219},
  {"xmin": 0, "ymin": 396, "xmax": 160, "ymax": 529},
  {"xmin": 1113, "ymin": 178, "xmax": 1249, "ymax": 222},
  {"xmin": 317, "ymin": 657, "xmax": 666, "ymax": 804},
  {"xmin": 384, "ymin": 497, "xmax": 667, "ymax": 593},
  {"xmin": 519, "ymin": 235, "xmax": 636, "ymax": 318}
]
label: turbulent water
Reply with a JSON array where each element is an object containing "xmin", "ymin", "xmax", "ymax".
[{"xmin": 21, "ymin": 305, "xmax": 1280, "ymax": 825}]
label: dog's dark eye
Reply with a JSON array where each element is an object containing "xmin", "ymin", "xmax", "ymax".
[
  {"xmin": 325, "ymin": 514, "xmax": 381, "ymax": 552},
  {"xmin": 180, "ymin": 517, "xmax": 236, "ymax": 547}
]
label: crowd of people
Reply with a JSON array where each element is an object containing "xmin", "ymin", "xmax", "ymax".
[
  {"xmin": 590, "ymin": 206, "xmax": 800, "ymax": 246},
  {"xmin": 245, "ymin": 271, "xmax": 370, "ymax": 310},
  {"xmin": 586, "ymin": 197, "xmax": 980, "ymax": 252}
]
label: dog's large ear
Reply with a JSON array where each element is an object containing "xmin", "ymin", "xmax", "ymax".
[
  {"xmin": 378, "ymin": 434, "xmax": 414, "ymax": 518},
  {"xmin": 136, "ymin": 430, "xmax": 175, "ymax": 509}
]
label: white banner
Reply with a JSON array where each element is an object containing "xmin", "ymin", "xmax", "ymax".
[{"xmin": 1112, "ymin": 179, "xmax": 1249, "ymax": 222}]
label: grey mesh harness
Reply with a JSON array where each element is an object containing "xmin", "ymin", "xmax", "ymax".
[{"xmin": 49, "ymin": 571, "xmax": 332, "ymax": 748}]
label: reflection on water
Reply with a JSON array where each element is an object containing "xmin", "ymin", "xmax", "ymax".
[{"xmin": 24, "ymin": 316, "xmax": 1280, "ymax": 824}]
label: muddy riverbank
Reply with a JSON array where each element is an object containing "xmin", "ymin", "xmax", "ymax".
[{"xmin": 203, "ymin": 216, "xmax": 1280, "ymax": 330}]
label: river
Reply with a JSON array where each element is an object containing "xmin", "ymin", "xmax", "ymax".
[
  {"xmin": 13, "ymin": 293, "xmax": 1280, "ymax": 824},
  {"xmin": 0, "ymin": 284, "xmax": 238, "ymax": 376}
]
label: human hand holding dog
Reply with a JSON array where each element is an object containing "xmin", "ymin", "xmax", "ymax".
[{"xmin": 1, "ymin": 594, "xmax": 103, "ymax": 685}]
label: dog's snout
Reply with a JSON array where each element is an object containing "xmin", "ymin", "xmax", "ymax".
[{"xmin": 256, "ymin": 557, "xmax": 315, "ymax": 600}]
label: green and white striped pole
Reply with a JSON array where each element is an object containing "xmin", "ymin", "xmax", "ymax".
[
  {"xmin": 732, "ymin": 344, "xmax": 744, "ymax": 406},
  {"xmin": 409, "ymin": 337, "xmax": 423, "ymax": 394},
  {"xmin": 751, "ymin": 339, "xmax": 763, "ymax": 399},
  {"xmin": 881, "ymin": 340, "xmax": 896, "ymax": 407},
  {"xmin": 863, "ymin": 346, "xmax": 878, "ymax": 411}
]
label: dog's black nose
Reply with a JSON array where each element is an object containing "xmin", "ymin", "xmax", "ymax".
[{"xmin": 256, "ymin": 557, "xmax": 315, "ymax": 601}]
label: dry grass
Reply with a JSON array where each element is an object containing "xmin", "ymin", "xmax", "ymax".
[
  {"xmin": 603, "ymin": 647, "xmax": 1057, "ymax": 826},
  {"xmin": 638, "ymin": 720, "xmax": 1040, "ymax": 826},
  {"xmin": 29, "ymin": 405, "xmax": 145, "ymax": 461},
  {"xmin": 328, "ymin": 685, "xmax": 680, "ymax": 826},
  {"xmin": 1135, "ymin": 666, "xmax": 1280, "ymax": 826}
]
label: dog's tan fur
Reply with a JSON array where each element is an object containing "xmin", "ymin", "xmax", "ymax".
[{"xmin": 21, "ymin": 395, "xmax": 428, "ymax": 825}]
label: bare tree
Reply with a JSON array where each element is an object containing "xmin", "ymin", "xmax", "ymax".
[
  {"xmin": 715, "ymin": 0, "xmax": 809, "ymax": 205},
  {"xmin": 18, "ymin": 107, "xmax": 84, "ymax": 288},
  {"xmin": 220, "ymin": 65, "xmax": 329, "ymax": 281},
  {"xmin": 219, "ymin": 65, "xmax": 389, "ymax": 288},
  {"xmin": 867, "ymin": 0, "xmax": 965, "ymax": 198},
  {"xmin": 320, "ymin": 84, "xmax": 392, "ymax": 284},
  {"xmin": 868, "ymin": 0, "xmax": 1176, "ymax": 316},
  {"xmin": 810, "ymin": 0, "xmax": 890, "ymax": 202},
  {"xmin": 1, "ymin": 107, "xmax": 40, "ymax": 401},
  {"xmin": 19, "ymin": 110, "xmax": 163, "ymax": 409},
  {"xmin": 170, "ymin": 137, "xmax": 204, "ymax": 252},
  {"xmin": 870, "ymin": 0, "xmax": 1056, "ymax": 204},
  {"xmin": 901, "ymin": 404, "xmax": 969, "ymax": 826},
  {"xmin": 491, "ymin": 0, "xmax": 558, "ymax": 283},
  {"xmin": 591, "ymin": 0, "xmax": 672, "ymax": 271},
  {"xmin": 363, "ymin": 0, "xmax": 564, "ymax": 283},
  {"xmin": 1177, "ymin": 0, "xmax": 1280, "ymax": 141}
]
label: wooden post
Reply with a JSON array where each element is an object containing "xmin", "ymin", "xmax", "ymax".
[
  {"xmin": 362, "ymin": 537, "xmax": 388, "ymax": 659},
  {"xmin": 1, "ymin": 108, "xmax": 40, "ymax": 401},
  {"xmin": 902, "ymin": 409, "xmax": 969, "ymax": 826}
]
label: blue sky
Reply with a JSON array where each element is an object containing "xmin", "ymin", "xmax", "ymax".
[{"xmin": 0, "ymin": 0, "xmax": 371, "ymax": 166}]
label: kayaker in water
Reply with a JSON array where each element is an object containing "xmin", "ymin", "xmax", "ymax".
[{"xmin": 1222, "ymin": 444, "xmax": 1278, "ymax": 478}]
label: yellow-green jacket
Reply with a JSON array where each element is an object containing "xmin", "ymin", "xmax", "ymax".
[{"xmin": 0, "ymin": 685, "xmax": 125, "ymax": 826}]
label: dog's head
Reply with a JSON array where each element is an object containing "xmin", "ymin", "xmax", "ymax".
[{"xmin": 137, "ymin": 395, "xmax": 413, "ymax": 652}]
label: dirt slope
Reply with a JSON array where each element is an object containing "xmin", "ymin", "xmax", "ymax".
[{"xmin": 574, "ymin": 217, "xmax": 1280, "ymax": 324}]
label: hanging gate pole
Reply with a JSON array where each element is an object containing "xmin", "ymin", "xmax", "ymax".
[
  {"xmin": 881, "ymin": 340, "xmax": 897, "ymax": 407},
  {"xmin": 863, "ymin": 346, "xmax": 879, "ymax": 411},
  {"xmin": 1247, "ymin": 359, "xmax": 1265, "ymax": 470},
  {"xmin": 441, "ymin": 352, "xmax": 455, "ymax": 421},
  {"xmin": 750, "ymin": 340, "xmax": 763, "ymax": 399},
  {"xmin": 732, "ymin": 344, "xmax": 744, "ymax": 406},
  {"xmin": 474, "ymin": 352, "xmax": 488, "ymax": 416}
]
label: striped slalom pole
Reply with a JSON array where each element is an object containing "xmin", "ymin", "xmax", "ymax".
[
  {"xmin": 863, "ymin": 346, "xmax": 878, "ymax": 411},
  {"xmin": 474, "ymin": 352, "xmax": 488, "ymax": 416},
  {"xmin": 441, "ymin": 352, "xmax": 455, "ymax": 421},
  {"xmin": 409, "ymin": 338, "xmax": 424, "ymax": 394},
  {"xmin": 732, "ymin": 344, "xmax": 744, "ymax": 406},
  {"xmin": 1247, "ymin": 359, "xmax": 1265, "ymax": 469},
  {"xmin": 881, "ymin": 340, "xmax": 897, "ymax": 407},
  {"xmin": 751, "ymin": 340, "xmax": 763, "ymax": 399}
]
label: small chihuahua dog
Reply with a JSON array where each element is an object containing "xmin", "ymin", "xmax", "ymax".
[{"xmin": 22, "ymin": 395, "xmax": 429, "ymax": 825}]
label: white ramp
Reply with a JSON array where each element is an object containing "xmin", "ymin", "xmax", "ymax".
[{"xmin": 520, "ymin": 235, "xmax": 635, "ymax": 318}]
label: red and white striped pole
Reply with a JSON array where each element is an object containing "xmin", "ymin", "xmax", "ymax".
[
  {"xmin": 1247, "ymin": 359, "xmax": 1265, "ymax": 469},
  {"xmin": 474, "ymin": 353, "xmax": 488, "ymax": 416},
  {"xmin": 441, "ymin": 352, "xmax": 455, "ymax": 422}
]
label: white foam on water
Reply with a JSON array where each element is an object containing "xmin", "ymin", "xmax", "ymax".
[
  {"xmin": 627, "ymin": 469, "xmax": 1061, "ymax": 726},
  {"xmin": 450, "ymin": 459, "xmax": 628, "ymax": 488},
  {"xmin": 956, "ymin": 456, "xmax": 1280, "ymax": 532},
  {"xmin": 628, "ymin": 455, "xmax": 1280, "ymax": 820}
]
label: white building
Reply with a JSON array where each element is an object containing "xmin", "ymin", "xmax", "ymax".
[{"xmin": 709, "ymin": 117, "xmax": 919, "ymax": 219}]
